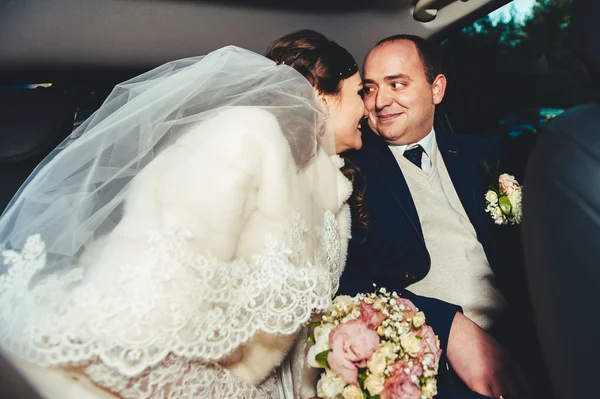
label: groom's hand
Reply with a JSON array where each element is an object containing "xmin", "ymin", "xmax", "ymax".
[{"xmin": 447, "ymin": 312, "xmax": 532, "ymax": 399}]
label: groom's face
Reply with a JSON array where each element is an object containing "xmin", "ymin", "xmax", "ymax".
[{"xmin": 363, "ymin": 40, "xmax": 445, "ymax": 145}]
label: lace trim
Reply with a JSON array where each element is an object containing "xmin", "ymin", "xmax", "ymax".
[
  {"xmin": 0, "ymin": 210, "xmax": 342, "ymax": 389},
  {"xmin": 84, "ymin": 354, "xmax": 274, "ymax": 399}
]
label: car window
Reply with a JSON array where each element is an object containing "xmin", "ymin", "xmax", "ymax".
[{"xmin": 440, "ymin": 0, "xmax": 587, "ymax": 172}]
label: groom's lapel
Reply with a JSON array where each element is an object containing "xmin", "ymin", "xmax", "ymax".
[
  {"xmin": 365, "ymin": 133, "xmax": 426, "ymax": 246},
  {"xmin": 436, "ymin": 133, "xmax": 481, "ymax": 229}
]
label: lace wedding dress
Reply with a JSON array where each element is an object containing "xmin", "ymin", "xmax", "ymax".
[{"xmin": 0, "ymin": 47, "xmax": 351, "ymax": 399}]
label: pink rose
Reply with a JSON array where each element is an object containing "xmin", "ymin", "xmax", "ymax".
[
  {"xmin": 360, "ymin": 300, "xmax": 386, "ymax": 330},
  {"xmin": 498, "ymin": 173, "xmax": 518, "ymax": 196},
  {"xmin": 381, "ymin": 365, "xmax": 422, "ymax": 399},
  {"xmin": 419, "ymin": 325, "xmax": 442, "ymax": 365},
  {"xmin": 327, "ymin": 319, "xmax": 380, "ymax": 385}
]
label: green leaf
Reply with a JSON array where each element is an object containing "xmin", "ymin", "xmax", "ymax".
[
  {"xmin": 315, "ymin": 349, "xmax": 332, "ymax": 368},
  {"xmin": 307, "ymin": 321, "xmax": 321, "ymax": 329},
  {"xmin": 304, "ymin": 335, "xmax": 315, "ymax": 343},
  {"xmin": 372, "ymin": 396, "xmax": 382, "ymax": 399},
  {"xmin": 499, "ymin": 195, "xmax": 512, "ymax": 215},
  {"xmin": 482, "ymin": 160, "xmax": 492, "ymax": 177},
  {"xmin": 358, "ymin": 369, "xmax": 368, "ymax": 390}
]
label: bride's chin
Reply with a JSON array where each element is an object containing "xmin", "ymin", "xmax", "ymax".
[{"xmin": 354, "ymin": 130, "xmax": 363, "ymax": 150}]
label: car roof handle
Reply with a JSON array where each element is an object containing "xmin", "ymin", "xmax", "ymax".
[{"xmin": 413, "ymin": 0, "xmax": 467, "ymax": 23}]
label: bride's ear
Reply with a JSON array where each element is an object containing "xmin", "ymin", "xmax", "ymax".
[
  {"xmin": 313, "ymin": 90, "xmax": 331, "ymax": 113},
  {"xmin": 319, "ymin": 92, "xmax": 331, "ymax": 107}
]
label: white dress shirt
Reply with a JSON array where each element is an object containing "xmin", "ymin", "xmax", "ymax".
[{"xmin": 388, "ymin": 128, "xmax": 435, "ymax": 173}]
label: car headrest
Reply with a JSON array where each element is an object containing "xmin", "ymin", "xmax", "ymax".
[
  {"xmin": 523, "ymin": 103, "xmax": 600, "ymax": 399},
  {"xmin": 572, "ymin": 0, "xmax": 600, "ymax": 85},
  {"xmin": 0, "ymin": 88, "xmax": 74, "ymax": 164}
]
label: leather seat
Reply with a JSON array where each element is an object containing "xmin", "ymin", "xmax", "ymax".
[{"xmin": 522, "ymin": 1, "xmax": 600, "ymax": 398}]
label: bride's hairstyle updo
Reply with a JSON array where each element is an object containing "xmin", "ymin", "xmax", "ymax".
[
  {"xmin": 266, "ymin": 30, "xmax": 358, "ymax": 95},
  {"xmin": 266, "ymin": 30, "xmax": 368, "ymax": 230}
]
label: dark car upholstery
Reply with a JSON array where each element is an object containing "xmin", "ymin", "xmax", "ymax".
[
  {"xmin": 523, "ymin": 1, "xmax": 600, "ymax": 398},
  {"xmin": 0, "ymin": 88, "xmax": 75, "ymax": 213}
]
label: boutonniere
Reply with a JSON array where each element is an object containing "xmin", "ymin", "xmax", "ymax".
[{"xmin": 483, "ymin": 161, "xmax": 523, "ymax": 225}]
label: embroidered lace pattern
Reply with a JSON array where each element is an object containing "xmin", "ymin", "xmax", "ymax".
[
  {"xmin": 83, "ymin": 354, "xmax": 275, "ymax": 399},
  {"xmin": 0, "ymin": 210, "xmax": 343, "ymax": 398}
]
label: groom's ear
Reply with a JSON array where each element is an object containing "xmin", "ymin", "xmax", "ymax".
[{"xmin": 431, "ymin": 74, "xmax": 447, "ymax": 105}]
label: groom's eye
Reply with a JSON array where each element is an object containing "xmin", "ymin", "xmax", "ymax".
[
  {"xmin": 362, "ymin": 87, "xmax": 375, "ymax": 95},
  {"xmin": 392, "ymin": 82, "xmax": 406, "ymax": 89}
]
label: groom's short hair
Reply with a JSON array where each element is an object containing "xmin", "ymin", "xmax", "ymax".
[{"xmin": 370, "ymin": 34, "xmax": 442, "ymax": 84}]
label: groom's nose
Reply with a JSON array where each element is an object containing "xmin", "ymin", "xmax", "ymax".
[{"xmin": 375, "ymin": 89, "xmax": 392, "ymax": 110}]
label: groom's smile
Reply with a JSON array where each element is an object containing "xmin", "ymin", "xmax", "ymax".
[{"xmin": 376, "ymin": 111, "xmax": 404, "ymax": 123}]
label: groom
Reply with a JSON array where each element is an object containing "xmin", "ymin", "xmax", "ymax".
[{"xmin": 340, "ymin": 35, "xmax": 539, "ymax": 399}]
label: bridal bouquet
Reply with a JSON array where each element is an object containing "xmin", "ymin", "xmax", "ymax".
[
  {"xmin": 307, "ymin": 287, "xmax": 441, "ymax": 399},
  {"xmin": 485, "ymin": 173, "xmax": 523, "ymax": 225}
]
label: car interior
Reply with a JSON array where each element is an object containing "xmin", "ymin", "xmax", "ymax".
[
  {"xmin": 522, "ymin": 1, "xmax": 599, "ymax": 398},
  {"xmin": 0, "ymin": 0, "xmax": 597, "ymax": 397}
]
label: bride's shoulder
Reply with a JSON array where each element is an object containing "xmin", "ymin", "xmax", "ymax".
[
  {"xmin": 177, "ymin": 106, "xmax": 290, "ymax": 156},
  {"xmin": 216, "ymin": 106, "xmax": 277, "ymax": 124},
  {"xmin": 188, "ymin": 107, "xmax": 281, "ymax": 138}
]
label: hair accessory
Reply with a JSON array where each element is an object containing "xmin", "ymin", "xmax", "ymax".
[{"xmin": 339, "ymin": 64, "xmax": 358, "ymax": 77}]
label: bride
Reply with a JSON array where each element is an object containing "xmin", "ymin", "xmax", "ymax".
[{"xmin": 0, "ymin": 31, "xmax": 366, "ymax": 398}]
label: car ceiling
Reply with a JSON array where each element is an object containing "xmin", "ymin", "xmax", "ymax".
[{"xmin": 0, "ymin": 0, "xmax": 508, "ymax": 74}]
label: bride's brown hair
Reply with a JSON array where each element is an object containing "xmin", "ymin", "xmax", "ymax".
[{"xmin": 266, "ymin": 30, "xmax": 368, "ymax": 230}]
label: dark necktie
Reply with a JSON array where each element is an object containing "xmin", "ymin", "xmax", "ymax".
[{"xmin": 403, "ymin": 145, "xmax": 424, "ymax": 169}]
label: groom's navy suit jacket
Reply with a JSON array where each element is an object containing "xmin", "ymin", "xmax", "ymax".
[{"xmin": 339, "ymin": 129, "xmax": 527, "ymax": 374}]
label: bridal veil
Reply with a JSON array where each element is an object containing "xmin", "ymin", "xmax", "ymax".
[{"xmin": 0, "ymin": 46, "xmax": 344, "ymax": 398}]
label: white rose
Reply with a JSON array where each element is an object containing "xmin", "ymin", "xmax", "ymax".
[
  {"xmin": 378, "ymin": 342, "xmax": 395, "ymax": 359},
  {"xmin": 317, "ymin": 369, "xmax": 346, "ymax": 399},
  {"xmin": 400, "ymin": 333, "xmax": 422, "ymax": 357},
  {"xmin": 365, "ymin": 373, "xmax": 385, "ymax": 396},
  {"xmin": 342, "ymin": 384, "xmax": 363, "ymax": 399},
  {"xmin": 412, "ymin": 311, "xmax": 426, "ymax": 328},
  {"xmin": 494, "ymin": 206, "xmax": 504, "ymax": 217},
  {"xmin": 367, "ymin": 350, "xmax": 387, "ymax": 375},
  {"xmin": 308, "ymin": 323, "xmax": 334, "ymax": 368},
  {"xmin": 485, "ymin": 190, "xmax": 498, "ymax": 204},
  {"xmin": 492, "ymin": 206, "xmax": 505, "ymax": 225}
]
